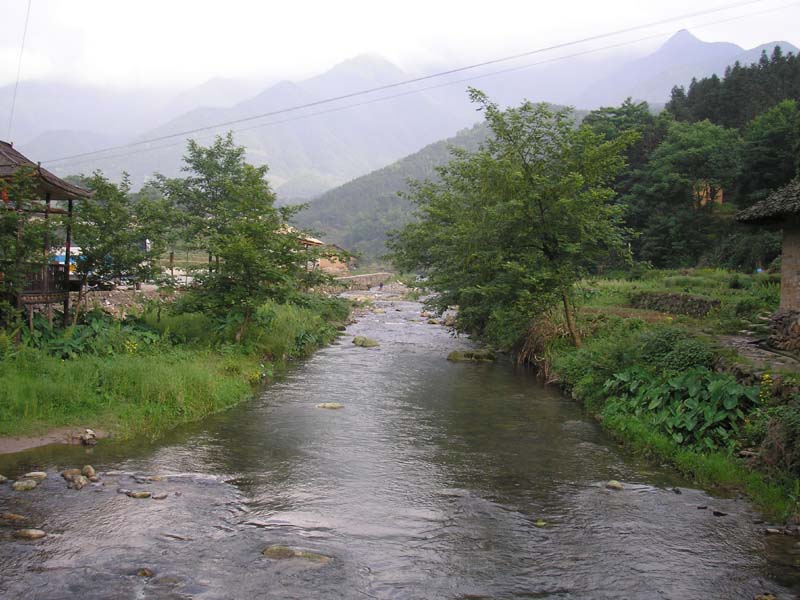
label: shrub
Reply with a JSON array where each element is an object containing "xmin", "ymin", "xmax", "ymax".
[
  {"xmin": 604, "ymin": 367, "xmax": 757, "ymax": 449},
  {"xmin": 662, "ymin": 338, "xmax": 715, "ymax": 372}
]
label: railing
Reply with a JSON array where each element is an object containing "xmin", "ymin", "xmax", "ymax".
[{"xmin": 20, "ymin": 263, "xmax": 68, "ymax": 302}]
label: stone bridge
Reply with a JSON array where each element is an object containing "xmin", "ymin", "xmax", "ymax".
[{"xmin": 335, "ymin": 272, "xmax": 394, "ymax": 290}]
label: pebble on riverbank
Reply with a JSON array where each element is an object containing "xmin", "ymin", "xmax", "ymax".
[
  {"xmin": 22, "ymin": 471, "xmax": 47, "ymax": 482},
  {"xmin": 127, "ymin": 491, "xmax": 151, "ymax": 499},
  {"xmin": 605, "ymin": 480, "xmax": 624, "ymax": 491},
  {"xmin": 0, "ymin": 512, "xmax": 27, "ymax": 522},
  {"xmin": 82, "ymin": 465, "xmax": 96, "ymax": 478}
]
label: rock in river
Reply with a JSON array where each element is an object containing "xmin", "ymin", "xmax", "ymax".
[
  {"xmin": 22, "ymin": 471, "xmax": 47, "ymax": 482},
  {"xmin": 316, "ymin": 402, "xmax": 344, "ymax": 410},
  {"xmin": 0, "ymin": 475, "xmax": 7, "ymax": 483},
  {"xmin": 127, "ymin": 491, "xmax": 151, "ymax": 499},
  {"xmin": 447, "ymin": 349, "xmax": 496, "ymax": 362},
  {"xmin": 70, "ymin": 475, "xmax": 90, "ymax": 490},
  {"xmin": 61, "ymin": 468, "xmax": 82, "ymax": 481},
  {"xmin": 605, "ymin": 480, "xmax": 624, "ymax": 491},
  {"xmin": 14, "ymin": 529, "xmax": 46, "ymax": 540},
  {"xmin": 262, "ymin": 545, "xmax": 332, "ymax": 564},
  {"xmin": 12, "ymin": 479, "xmax": 38, "ymax": 491},
  {"xmin": 81, "ymin": 465, "xmax": 96, "ymax": 478},
  {"xmin": 0, "ymin": 512, "xmax": 28, "ymax": 522},
  {"xmin": 353, "ymin": 336, "xmax": 379, "ymax": 348}
]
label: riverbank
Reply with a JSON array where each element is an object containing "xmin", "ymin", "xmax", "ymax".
[
  {"xmin": 537, "ymin": 269, "xmax": 800, "ymax": 520},
  {"xmin": 0, "ymin": 294, "xmax": 350, "ymax": 451}
]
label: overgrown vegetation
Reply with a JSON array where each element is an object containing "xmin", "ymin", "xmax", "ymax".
[{"xmin": 0, "ymin": 136, "xmax": 349, "ymax": 440}]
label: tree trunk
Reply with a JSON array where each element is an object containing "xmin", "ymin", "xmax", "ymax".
[
  {"xmin": 71, "ymin": 274, "xmax": 89, "ymax": 327},
  {"xmin": 234, "ymin": 310, "xmax": 251, "ymax": 344},
  {"xmin": 562, "ymin": 290, "xmax": 581, "ymax": 348}
]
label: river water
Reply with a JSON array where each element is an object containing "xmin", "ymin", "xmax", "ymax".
[{"xmin": 1, "ymin": 297, "xmax": 799, "ymax": 599}]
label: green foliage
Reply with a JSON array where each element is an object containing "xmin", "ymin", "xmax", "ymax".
[
  {"xmin": 389, "ymin": 90, "xmax": 635, "ymax": 347},
  {"xmin": 74, "ymin": 172, "xmax": 172, "ymax": 287},
  {"xmin": 604, "ymin": 367, "xmax": 757, "ymax": 449},
  {"xmin": 158, "ymin": 134, "xmax": 330, "ymax": 339}
]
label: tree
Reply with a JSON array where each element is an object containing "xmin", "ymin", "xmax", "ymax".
[
  {"xmin": 71, "ymin": 172, "xmax": 171, "ymax": 322},
  {"xmin": 389, "ymin": 90, "xmax": 635, "ymax": 349},
  {"xmin": 624, "ymin": 120, "xmax": 742, "ymax": 267},
  {"xmin": 739, "ymin": 99, "xmax": 799, "ymax": 206},
  {"xmin": 159, "ymin": 134, "xmax": 324, "ymax": 340}
]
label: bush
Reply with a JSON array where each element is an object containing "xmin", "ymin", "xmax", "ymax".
[
  {"xmin": 662, "ymin": 338, "xmax": 715, "ymax": 372},
  {"xmin": 753, "ymin": 404, "xmax": 800, "ymax": 478},
  {"xmin": 604, "ymin": 367, "xmax": 757, "ymax": 449}
]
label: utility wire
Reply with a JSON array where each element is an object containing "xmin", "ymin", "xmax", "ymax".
[
  {"xmin": 42, "ymin": 0, "xmax": 778, "ymax": 165},
  {"xmin": 6, "ymin": 0, "xmax": 33, "ymax": 142}
]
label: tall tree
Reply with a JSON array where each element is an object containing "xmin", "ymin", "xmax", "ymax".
[
  {"xmin": 159, "ymin": 134, "xmax": 324, "ymax": 340},
  {"xmin": 389, "ymin": 90, "xmax": 635, "ymax": 348}
]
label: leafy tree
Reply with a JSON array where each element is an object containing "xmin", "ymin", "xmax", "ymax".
[
  {"xmin": 624, "ymin": 120, "xmax": 742, "ymax": 266},
  {"xmin": 738, "ymin": 99, "xmax": 799, "ymax": 206},
  {"xmin": 389, "ymin": 90, "xmax": 635, "ymax": 348},
  {"xmin": 160, "ymin": 134, "xmax": 324, "ymax": 340},
  {"xmin": 71, "ymin": 172, "xmax": 171, "ymax": 321}
]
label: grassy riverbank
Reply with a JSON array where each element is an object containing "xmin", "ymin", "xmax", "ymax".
[
  {"xmin": 531, "ymin": 268, "xmax": 799, "ymax": 519},
  {"xmin": 0, "ymin": 295, "xmax": 349, "ymax": 442}
]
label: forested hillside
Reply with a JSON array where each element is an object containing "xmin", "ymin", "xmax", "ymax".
[{"xmin": 292, "ymin": 122, "xmax": 490, "ymax": 257}]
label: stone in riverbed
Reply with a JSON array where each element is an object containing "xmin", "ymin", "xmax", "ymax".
[
  {"xmin": 12, "ymin": 479, "xmax": 37, "ymax": 491},
  {"xmin": 80, "ymin": 428, "xmax": 97, "ymax": 446},
  {"xmin": 605, "ymin": 480, "xmax": 624, "ymax": 491},
  {"xmin": 81, "ymin": 465, "xmax": 96, "ymax": 478},
  {"xmin": 70, "ymin": 475, "xmax": 90, "ymax": 490},
  {"xmin": 352, "ymin": 336, "xmax": 379, "ymax": 348},
  {"xmin": 22, "ymin": 471, "xmax": 47, "ymax": 482},
  {"xmin": 14, "ymin": 529, "xmax": 46, "ymax": 540},
  {"xmin": 446, "ymin": 349, "xmax": 495, "ymax": 362},
  {"xmin": 127, "ymin": 491, "xmax": 151, "ymax": 499},
  {"xmin": 262, "ymin": 545, "xmax": 332, "ymax": 563},
  {"xmin": 61, "ymin": 468, "xmax": 82, "ymax": 481},
  {"xmin": 136, "ymin": 568, "xmax": 155, "ymax": 577},
  {"xmin": 316, "ymin": 403, "xmax": 344, "ymax": 410},
  {"xmin": 0, "ymin": 475, "xmax": 6, "ymax": 483},
  {"xmin": 0, "ymin": 512, "xmax": 27, "ymax": 522},
  {"xmin": 152, "ymin": 493, "xmax": 168, "ymax": 500}
]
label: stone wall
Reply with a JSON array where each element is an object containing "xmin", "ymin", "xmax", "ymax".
[
  {"xmin": 769, "ymin": 309, "xmax": 800, "ymax": 351},
  {"xmin": 629, "ymin": 291, "xmax": 721, "ymax": 317},
  {"xmin": 781, "ymin": 226, "xmax": 800, "ymax": 310}
]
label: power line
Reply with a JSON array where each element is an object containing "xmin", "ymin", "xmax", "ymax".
[
  {"xmin": 6, "ymin": 0, "xmax": 33, "ymax": 142},
  {"xmin": 42, "ymin": 0, "xmax": 777, "ymax": 165}
]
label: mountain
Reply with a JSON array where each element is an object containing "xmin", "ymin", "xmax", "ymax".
[
  {"xmin": 577, "ymin": 30, "xmax": 799, "ymax": 107},
  {"xmin": 292, "ymin": 122, "xmax": 490, "ymax": 257},
  {"xmin": 37, "ymin": 55, "xmax": 475, "ymax": 198}
]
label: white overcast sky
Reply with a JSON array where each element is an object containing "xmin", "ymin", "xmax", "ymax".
[{"xmin": 2, "ymin": 0, "xmax": 799, "ymax": 89}]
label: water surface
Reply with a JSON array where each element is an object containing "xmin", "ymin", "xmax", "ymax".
[{"xmin": 1, "ymin": 298, "xmax": 797, "ymax": 599}]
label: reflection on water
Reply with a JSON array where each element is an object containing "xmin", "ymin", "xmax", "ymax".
[{"xmin": 0, "ymin": 299, "xmax": 797, "ymax": 599}]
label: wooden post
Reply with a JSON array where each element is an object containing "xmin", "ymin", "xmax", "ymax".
[
  {"xmin": 169, "ymin": 251, "xmax": 174, "ymax": 280},
  {"xmin": 62, "ymin": 197, "xmax": 73, "ymax": 327},
  {"xmin": 46, "ymin": 191, "xmax": 53, "ymax": 326}
]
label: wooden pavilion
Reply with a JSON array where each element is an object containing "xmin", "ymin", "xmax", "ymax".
[
  {"xmin": 737, "ymin": 178, "xmax": 800, "ymax": 310},
  {"xmin": 0, "ymin": 140, "xmax": 91, "ymax": 325}
]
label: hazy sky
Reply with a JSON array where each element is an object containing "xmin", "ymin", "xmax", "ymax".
[{"xmin": 2, "ymin": 0, "xmax": 799, "ymax": 89}]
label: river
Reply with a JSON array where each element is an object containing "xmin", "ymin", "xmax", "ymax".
[{"xmin": 1, "ymin": 296, "xmax": 798, "ymax": 599}]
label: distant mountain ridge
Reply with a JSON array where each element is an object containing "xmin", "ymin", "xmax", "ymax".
[{"xmin": 4, "ymin": 29, "xmax": 798, "ymax": 201}]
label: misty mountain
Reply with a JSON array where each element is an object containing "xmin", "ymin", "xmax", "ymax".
[
  {"xmin": 578, "ymin": 30, "xmax": 799, "ymax": 107},
  {"xmin": 6, "ymin": 29, "xmax": 798, "ymax": 202},
  {"xmin": 291, "ymin": 122, "xmax": 490, "ymax": 257}
]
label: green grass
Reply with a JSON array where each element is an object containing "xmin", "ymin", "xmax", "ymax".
[
  {"xmin": 602, "ymin": 410, "xmax": 794, "ymax": 519},
  {"xmin": 0, "ymin": 296, "xmax": 349, "ymax": 440}
]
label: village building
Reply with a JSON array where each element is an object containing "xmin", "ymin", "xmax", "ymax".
[
  {"xmin": 0, "ymin": 140, "xmax": 91, "ymax": 326},
  {"xmin": 737, "ymin": 178, "xmax": 800, "ymax": 350}
]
